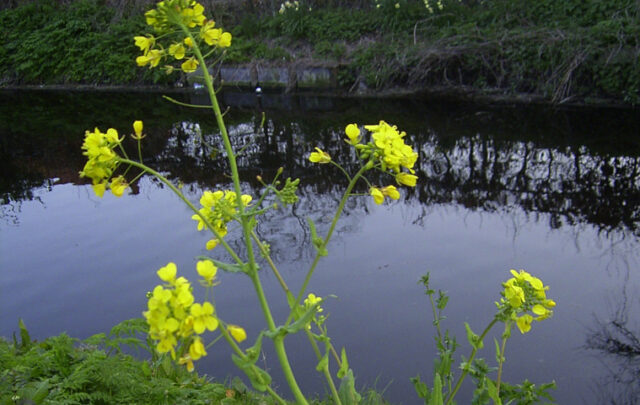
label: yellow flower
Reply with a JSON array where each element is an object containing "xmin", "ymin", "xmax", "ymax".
[
  {"xmin": 149, "ymin": 285, "xmax": 172, "ymax": 307},
  {"xmin": 219, "ymin": 32, "xmax": 232, "ymax": 48},
  {"xmin": 168, "ymin": 42, "xmax": 186, "ymax": 60},
  {"xmin": 133, "ymin": 35, "xmax": 155, "ymax": 55},
  {"xmin": 190, "ymin": 302, "xmax": 218, "ymax": 334},
  {"xmin": 157, "ymin": 262, "xmax": 177, "ymax": 283},
  {"xmin": 228, "ymin": 325, "xmax": 247, "ymax": 342},
  {"xmin": 396, "ymin": 172, "xmax": 418, "ymax": 187},
  {"xmin": 304, "ymin": 293, "xmax": 323, "ymax": 312},
  {"xmin": 136, "ymin": 49, "xmax": 163, "ymax": 68},
  {"xmin": 504, "ymin": 283, "xmax": 525, "ymax": 308},
  {"xmin": 110, "ymin": 176, "xmax": 128, "ymax": 197},
  {"xmin": 309, "ymin": 147, "xmax": 331, "ymax": 163},
  {"xmin": 92, "ymin": 182, "xmax": 106, "ymax": 198},
  {"xmin": 200, "ymin": 21, "xmax": 221, "ymax": 45},
  {"xmin": 345, "ymin": 123, "xmax": 360, "ymax": 145},
  {"xmin": 181, "ymin": 57, "xmax": 199, "ymax": 73},
  {"xmin": 516, "ymin": 314, "xmax": 533, "ymax": 334},
  {"xmin": 189, "ymin": 336, "xmax": 207, "ymax": 360},
  {"xmin": 178, "ymin": 354, "xmax": 195, "ymax": 372},
  {"xmin": 181, "ymin": 2, "xmax": 206, "ymax": 28},
  {"xmin": 370, "ymin": 187, "xmax": 384, "ymax": 205},
  {"xmin": 184, "ymin": 36, "xmax": 193, "ymax": 48},
  {"xmin": 133, "ymin": 120, "xmax": 144, "ymax": 138},
  {"xmin": 196, "ymin": 260, "xmax": 218, "ymax": 285},
  {"xmin": 382, "ymin": 185, "xmax": 400, "ymax": 200},
  {"xmin": 206, "ymin": 238, "xmax": 220, "ymax": 250}
]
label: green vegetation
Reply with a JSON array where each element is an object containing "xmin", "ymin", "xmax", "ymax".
[
  {"xmin": 0, "ymin": 319, "xmax": 277, "ymax": 404},
  {"xmin": 1, "ymin": 0, "xmax": 638, "ymax": 103},
  {"xmin": 1, "ymin": 319, "xmax": 390, "ymax": 404}
]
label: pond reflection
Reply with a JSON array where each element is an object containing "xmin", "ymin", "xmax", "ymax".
[{"xmin": 1, "ymin": 90, "xmax": 639, "ymax": 404}]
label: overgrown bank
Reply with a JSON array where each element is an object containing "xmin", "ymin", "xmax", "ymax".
[{"xmin": 0, "ymin": 0, "xmax": 638, "ymax": 104}]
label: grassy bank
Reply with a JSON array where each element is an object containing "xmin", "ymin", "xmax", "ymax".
[
  {"xmin": 0, "ymin": 0, "xmax": 638, "ymax": 101},
  {"xmin": 1, "ymin": 320, "xmax": 389, "ymax": 404}
]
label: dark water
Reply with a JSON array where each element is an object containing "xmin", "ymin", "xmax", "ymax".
[{"xmin": 1, "ymin": 89, "xmax": 640, "ymax": 404}]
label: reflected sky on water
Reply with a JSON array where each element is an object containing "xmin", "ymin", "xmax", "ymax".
[{"xmin": 1, "ymin": 90, "xmax": 639, "ymax": 404}]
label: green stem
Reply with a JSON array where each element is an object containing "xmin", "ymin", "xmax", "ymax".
[
  {"xmin": 251, "ymin": 230, "xmax": 293, "ymax": 299},
  {"xmin": 428, "ymin": 293, "xmax": 443, "ymax": 342},
  {"xmin": 287, "ymin": 165, "xmax": 369, "ymax": 326},
  {"xmin": 162, "ymin": 95, "xmax": 212, "ymax": 108},
  {"xmin": 444, "ymin": 318, "xmax": 498, "ymax": 405},
  {"xmin": 304, "ymin": 329, "xmax": 342, "ymax": 405},
  {"xmin": 184, "ymin": 27, "xmax": 308, "ymax": 405},
  {"xmin": 495, "ymin": 324, "xmax": 510, "ymax": 400}
]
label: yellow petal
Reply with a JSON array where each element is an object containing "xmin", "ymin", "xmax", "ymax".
[{"xmin": 228, "ymin": 325, "xmax": 247, "ymax": 342}]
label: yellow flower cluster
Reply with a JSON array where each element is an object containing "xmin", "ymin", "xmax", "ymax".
[
  {"xmin": 144, "ymin": 261, "xmax": 246, "ymax": 372},
  {"xmin": 79, "ymin": 127, "xmax": 126, "ymax": 198},
  {"xmin": 135, "ymin": 0, "xmax": 232, "ymax": 74},
  {"xmin": 308, "ymin": 121, "xmax": 418, "ymax": 205},
  {"xmin": 500, "ymin": 269, "xmax": 556, "ymax": 334},
  {"xmin": 191, "ymin": 190, "xmax": 253, "ymax": 249},
  {"xmin": 303, "ymin": 293, "xmax": 326, "ymax": 329}
]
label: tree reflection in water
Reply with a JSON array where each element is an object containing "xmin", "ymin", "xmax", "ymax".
[
  {"xmin": 585, "ymin": 279, "xmax": 640, "ymax": 405},
  {"xmin": 2, "ymin": 90, "xmax": 640, "ymax": 403}
]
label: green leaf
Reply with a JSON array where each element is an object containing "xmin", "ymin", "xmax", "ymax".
[
  {"xmin": 464, "ymin": 322, "xmax": 483, "ymax": 349},
  {"xmin": 428, "ymin": 373, "xmax": 443, "ymax": 405},
  {"xmin": 316, "ymin": 352, "xmax": 329, "ymax": 372},
  {"xmin": 337, "ymin": 347, "xmax": 349, "ymax": 379},
  {"xmin": 231, "ymin": 354, "xmax": 272, "ymax": 392},
  {"xmin": 411, "ymin": 375, "xmax": 429, "ymax": 400},
  {"xmin": 281, "ymin": 299, "xmax": 324, "ymax": 336},
  {"xmin": 338, "ymin": 369, "xmax": 361, "ymax": 405},
  {"xmin": 18, "ymin": 319, "xmax": 31, "ymax": 349},
  {"xmin": 486, "ymin": 379, "xmax": 502, "ymax": 405},
  {"xmin": 26, "ymin": 379, "xmax": 50, "ymax": 404},
  {"xmin": 307, "ymin": 218, "xmax": 328, "ymax": 256},
  {"xmin": 245, "ymin": 332, "xmax": 264, "ymax": 364}
]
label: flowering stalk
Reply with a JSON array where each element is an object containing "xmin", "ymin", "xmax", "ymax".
[{"xmin": 175, "ymin": 18, "xmax": 309, "ymax": 405}]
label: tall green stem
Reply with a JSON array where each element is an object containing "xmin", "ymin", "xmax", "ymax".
[
  {"xmin": 495, "ymin": 324, "xmax": 510, "ymax": 399},
  {"xmin": 184, "ymin": 28, "xmax": 308, "ymax": 405},
  {"xmin": 444, "ymin": 318, "xmax": 498, "ymax": 405}
]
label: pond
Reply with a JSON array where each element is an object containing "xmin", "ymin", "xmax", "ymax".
[{"xmin": 1, "ymin": 89, "xmax": 639, "ymax": 404}]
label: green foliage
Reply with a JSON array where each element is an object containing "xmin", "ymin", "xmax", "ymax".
[
  {"xmin": 0, "ymin": 0, "xmax": 168, "ymax": 85},
  {"xmin": 0, "ymin": 320, "xmax": 276, "ymax": 405},
  {"xmin": 225, "ymin": 38, "xmax": 292, "ymax": 63},
  {"xmin": 413, "ymin": 273, "xmax": 557, "ymax": 405},
  {"xmin": 1, "ymin": 0, "xmax": 638, "ymax": 102}
]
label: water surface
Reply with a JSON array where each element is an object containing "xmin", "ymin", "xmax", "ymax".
[{"xmin": 1, "ymin": 90, "xmax": 639, "ymax": 404}]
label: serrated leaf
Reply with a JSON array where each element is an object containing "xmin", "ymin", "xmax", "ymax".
[
  {"xmin": 411, "ymin": 375, "xmax": 429, "ymax": 400},
  {"xmin": 428, "ymin": 374, "xmax": 443, "ymax": 405}
]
